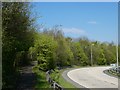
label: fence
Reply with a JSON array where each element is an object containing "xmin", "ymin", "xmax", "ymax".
[
  {"xmin": 109, "ymin": 67, "xmax": 120, "ymax": 73},
  {"xmin": 46, "ymin": 71, "xmax": 64, "ymax": 90}
]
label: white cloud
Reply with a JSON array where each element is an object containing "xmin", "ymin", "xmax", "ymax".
[
  {"xmin": 88, "ymin": 21, "xmax": 97, "ymax": 24},
  {"xmin": 62, "ymin": 28, "xmax": 85, "ymax": 35},
  {"xmin": 61, "ymin": 28, "xmax": 86, "ymax": 38}
]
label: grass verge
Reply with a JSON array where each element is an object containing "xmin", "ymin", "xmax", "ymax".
[
  {"xmin": 32, "ymin": 66, "xmax": 50, "ymax": 88},
  {"xmin": 50, "ymin": 69, "xmax": 76, "ymax": 88}
]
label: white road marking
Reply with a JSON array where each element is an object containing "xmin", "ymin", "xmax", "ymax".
[{"xmin": 67, "ymin": 66, "xmax": 118, "ymax": 88}]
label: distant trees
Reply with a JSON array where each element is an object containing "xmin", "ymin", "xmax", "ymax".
[
  {"xmin": 29, "ymin": 28, "xmax": 74, "ymax": 71},
  {"xmin": 71, "ymin": 42, "xmax": 88, "ymax": 66},
  {"xmin": 29, "ymin": 26, "xmax": 117, "ymax": 70},
  {"xmin": 55, "ymin": 32, "xmax": 74, "ymax": 67},
  {"xmin": 102, "ymin": 43, "xmax": 116, "ymax": 65}
]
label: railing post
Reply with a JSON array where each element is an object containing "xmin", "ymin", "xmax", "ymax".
[
  {"xmin": 53, "ymin": 82, "xmax": 56, "ymax": 90},
  {"xmin": 46, "ymin": 70, "xmax": 63, "ymax": 90},
  {"xmin": 46, "ymin": 71, "xmax": 49, "ymax": 81}
]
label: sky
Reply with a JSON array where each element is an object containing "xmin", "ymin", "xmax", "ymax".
[{"xmin": 31, "ymin": 2, "xmax": 118, "ymax": 43}]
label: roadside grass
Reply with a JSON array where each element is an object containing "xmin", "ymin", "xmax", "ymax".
[
  {"xmin": 32, "ymin": 66, "xmax": 50, "ymax": 88},
  {"xmin": 50, "ymin": 69, "xmax": 76, "ymax": 88},
  {"xmin": 58, "ymin": 73, "xmax": 76, "ymax": 88}
]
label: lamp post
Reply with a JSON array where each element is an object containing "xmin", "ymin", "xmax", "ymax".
[
  {"xmin": 91, "ymin": 43, "xmax": 94, "ymax": 66},
  {"xmin": 116, "ymin": 44, "xmax": 118, "ymax": 67},
  {"xmin": 116, "ymin": 39, "xmax": 119, "ymax": 73}
]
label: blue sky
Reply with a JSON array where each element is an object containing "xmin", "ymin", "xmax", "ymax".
[{"xmin": 31, "ymin": 2, "xmax": 118, "ymax": 43}]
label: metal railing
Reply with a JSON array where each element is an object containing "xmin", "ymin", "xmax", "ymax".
[
  {"xmin": 109, "ymin": 67, "xmax": 120, "ymax": 74},
  {"xmin": 46, "ymin": 71, "xmax": 64, "ymax": 90}
]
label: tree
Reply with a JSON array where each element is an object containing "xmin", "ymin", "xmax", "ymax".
[
  {"xmin": 101, "ymin": 43, "xmax": 116, "ymax": 65},
  {"xmin": 72, "ymin": 42, "xmax": 88, "ymax": 66},
  {"xmin": 2, "ymin": 2, "xmax": 35, "ymax": 88},
  {"xmin": 43, "ymin": 28, "xmax": 74, "ymax": 67},
  {"xmin": 79, "ymin": 38, "xmax": 91, "ymax": 65},
  {"xmin": 29, "ymin": 33, "xmax": 58, "ymax": 71},
  {"xmin": 97, "ymin": 49, "xmax": 107, "ymax": 65}
]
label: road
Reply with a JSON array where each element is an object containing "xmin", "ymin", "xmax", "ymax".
[{"xmin": 67, "ymin": 66, "xmax": 118, "ymax": 88}]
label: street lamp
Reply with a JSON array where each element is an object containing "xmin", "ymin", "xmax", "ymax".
[
  {"xmin": 116, "ymin": 44, "xmax": 118, "ymax": 67},
  {"xmin": 116, "ymin": 40, "xmax": 119, "ymax": 73},
  {"xmin": 91, "ymin": 43, "xmax": 94, "ymax": 66}
]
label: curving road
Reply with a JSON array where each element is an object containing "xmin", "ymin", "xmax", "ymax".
[{"xmin": 67, "ymin": 66, "xmax": 118, "ymax": 88}]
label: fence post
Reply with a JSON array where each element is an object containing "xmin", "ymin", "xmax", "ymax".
[
  {"xmin": 46, "ymin": 70, "xmax": 63, "ymax": 90},
  {"xmin": 46, "ymin": 71, "xmax": 49, "ymax": 81},
  {"xmin": 53, "ymin": 82, "xmax": 56, "ymax": 90}
]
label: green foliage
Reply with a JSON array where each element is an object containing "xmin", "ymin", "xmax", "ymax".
[
  {"xmin": 50, "ymin": 69, "xmax": 76, "ymax": 88},
  {"xmin": 97, "ymin": 49, "xmax": 106, "ymax": 65},
  {"xmin": 33, "ymin": 66, "xmax": 50, "ymax": 88},
  {"xmin": 32, "ymin": 28, "xmax": 117, "ymax": 69},
  {"xmin": 56, "ymin": 37, "xmax": 74, "ymax": 66},
  {"xmin": 72, "ymin": 42, "xmax": 88, "ymax": 66},
  {"xmin": 48, "ymin": 28, "xmax": 74, "ymax": 67},
  {"xmin": 30, "ymin": 33, "xmax": 58, "ymax": 71},
  {"xmin": 2, "ymin": 2, "xmax": 35, "ymax": 89},
  {"xmin": 50, "ymin": 69, "xmax": 60, "ymax": 83},
  {"xmin": 102, "ymin": 44, "xmax": 116, "ymax": 64},
  {"xmin": 14, "ymin": 51, "xmax": 30, "ymax": 67}
]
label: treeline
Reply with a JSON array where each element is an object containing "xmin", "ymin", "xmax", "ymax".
[
  {"xmin": 29, "ymin": 26, "xmax": 118, "ymax": 71},
  {"xmin": 2, "ymin": 2, "xmax": 119, "ymax": 89}
]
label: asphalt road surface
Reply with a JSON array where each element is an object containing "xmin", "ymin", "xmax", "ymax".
[{"xmin": 67, "ymin": 66, "xmax": 118, "ymax": 88}]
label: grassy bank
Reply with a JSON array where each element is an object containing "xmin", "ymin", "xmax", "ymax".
[
  {"xmin": 32, "ymin": 66, "xmax": 50, "ymax": 88},
  {"xmin": 50, "ymin": 69, "xmax": 76, "ymax": 88}
]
